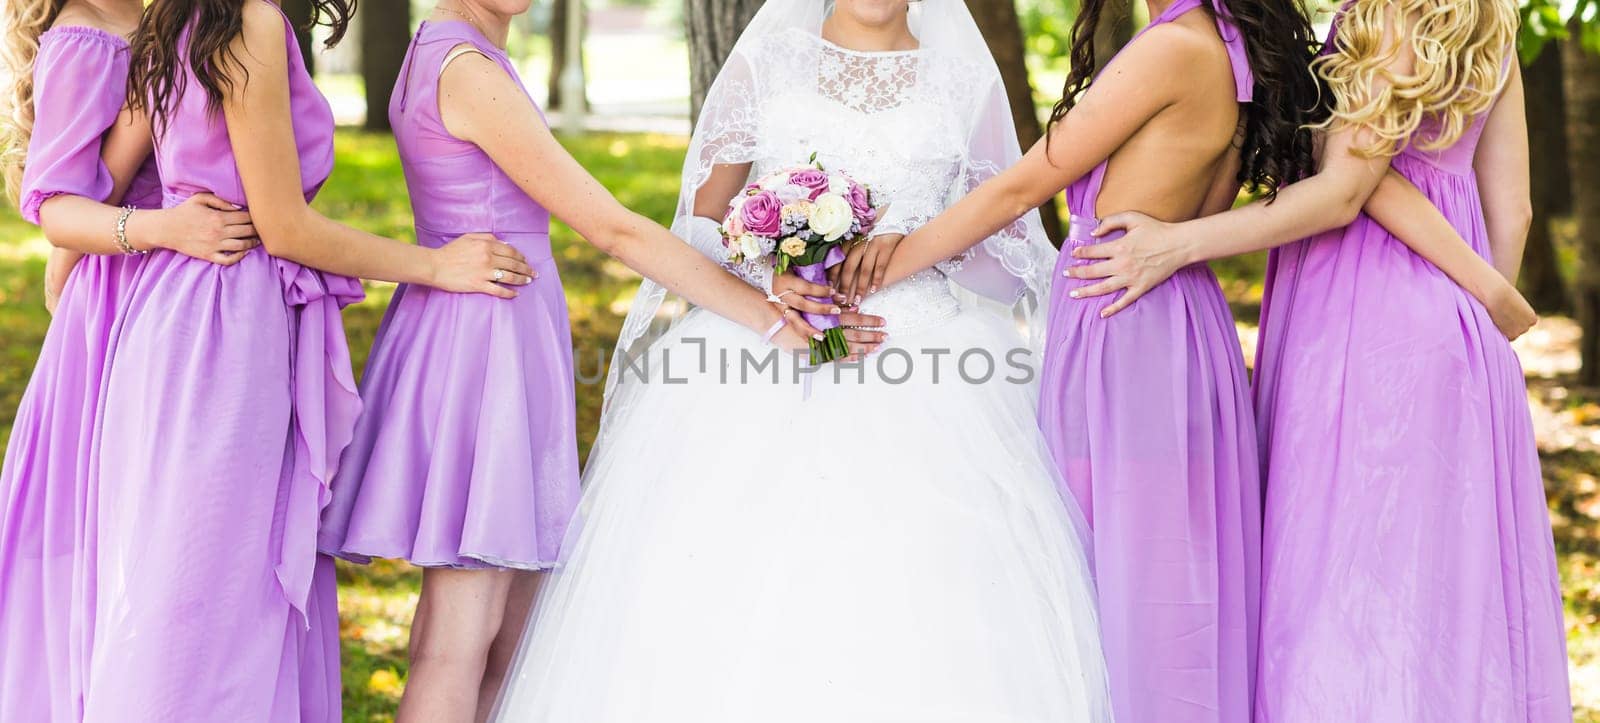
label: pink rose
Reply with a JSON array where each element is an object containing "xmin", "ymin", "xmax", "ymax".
[
  {"xmin": 789, "ymin": 169, "xmax": 831, "ymax": 200},
  {"xmin": 845, "ymin": 182, "xmax": 876, "ymax": 230},
  {"xmin": 738, "ymin": 190, "xmax": 784, "ymax": 237}
]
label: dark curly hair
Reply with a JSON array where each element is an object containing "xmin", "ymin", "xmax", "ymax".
[
  {"xmin": 128, "ymin": 0, "xmax": 355, "ymax": 132},
  {"xmin": 1050, "ymin": 0, "xmax": 1328, "ymax": 200}
]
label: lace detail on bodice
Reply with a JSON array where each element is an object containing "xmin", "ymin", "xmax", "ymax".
[{"xmin": 738, "ymin": 31, "xmax": 985, "ymax": 331}]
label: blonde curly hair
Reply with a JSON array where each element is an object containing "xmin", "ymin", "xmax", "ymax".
[
  {"xmin": 1315, "ymin": 0, "xmax": 1517, "ymax": 158},
  {"xmin": 0, "ymin": 0, "xmax": 65, "ymax": 205}
]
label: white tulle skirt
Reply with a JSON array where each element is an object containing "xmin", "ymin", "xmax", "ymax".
[{"xmin": 491, "ymin": 304, "xmax": 1112, "ymax": 722}]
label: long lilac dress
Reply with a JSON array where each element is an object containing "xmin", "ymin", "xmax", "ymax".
[
  {"xmin": 1040, "ymin": 1, "xmax": 1260, "ymax": 720},
  {"xmin": 319, "ymin": 21, "xmax": 579, "ymax": 570},
  {"xmin": 81, "ymin": 7, "xmax": 354, "ymax": 721},
  {"xmin": 0, "ymin": 26, "xmax": 161, "ymax": 723},
  {"xmin": 1251, "ymin": 23, "xmax": 1571, "ymax": 723}
]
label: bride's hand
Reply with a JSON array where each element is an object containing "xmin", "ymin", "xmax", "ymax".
[
  {"xmin": 829, "ymin": 233, "xmax": 903, "ymax": 305},
  {"xmin": 768, "ymin": 273, "xmax": 887, "ymax": 356},
  {"xmin": 1065, "ymin": 212, "xmax": 1192, "ymax": 318}
]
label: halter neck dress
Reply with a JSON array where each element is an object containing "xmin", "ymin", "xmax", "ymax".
[
  {"xmin": 1250, "ymin": 8, "xmax": 1570, "ymax": 720},
  {"xmin": 1039, "ymin": 1, "xmax": 1261, "ymax": 719},
  {"xmin": 83, "ymin": 5, "xmax": 353, "ymax": 720}
]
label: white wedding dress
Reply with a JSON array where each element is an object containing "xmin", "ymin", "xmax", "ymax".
[{"xmin": 492, "ymin": 4, "xmax": 1111, "ymax": 721}]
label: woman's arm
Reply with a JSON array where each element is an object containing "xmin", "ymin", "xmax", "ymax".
[
  {"xmin": 223, "ymin": 1, "xmax": 526, "ymax": 296},
  {"xmin": 879, "ymin": 24, "xmax": 1202, "ymax": 289},
  {"xmin": 1363, "ymin": 170, "xmax": 1535, "ymax": 338},
  {"xmin": 439, "ymin": 48, "xmax": 874, "ymax": 352},
  {"xmin": 39, "ymin": 103, "xmax": 259, "ymax": 258},
  {"xmin": 1473, "ymin": 63, "xmax": 1533, "ymax": 283},
  {"xmin": 1068, "ymin": 8, "xmax": 1424, "ymax": 317}
]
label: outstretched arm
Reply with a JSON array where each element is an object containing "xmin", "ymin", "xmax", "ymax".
[
  {"xmin": 1072, "ymin": 7, "xmax": 1420, "ymax": 314},
  {"xmin": 439, "ymin": 46, "xmax": 887, "ymax": 353},
  {"xmin": 223, "ymin": 0, "xmax": 523, "ymax": 297},
  {"xmin": 879, "ymin": 24, "xmax": 1199, "ymax": 289}
]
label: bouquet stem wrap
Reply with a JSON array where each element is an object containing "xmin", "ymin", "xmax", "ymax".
[{"xmin": 797, "ymin": 246, "xmax": 849, "ymax": 364}]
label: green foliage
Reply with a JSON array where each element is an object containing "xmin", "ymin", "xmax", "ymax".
[{"xmin": 1521, "ymin": 0, "xmax": 1600, "ymax": 60}]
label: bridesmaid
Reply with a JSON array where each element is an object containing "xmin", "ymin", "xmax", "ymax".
[
  {"xmin": 316, "ymin": 2, "xmax": 829, "ymax": 721},
  {"xmin": 0, "ymin": 1, "xmax": 258, "ymax": 720},
  {"xmin": 1078, "ymin": 0, "xmax": 1569, "ymax": 718},
  {"xmin": 78, "ymin": 0, "xmax": 535, "ymax": 718},
  {"xmin": 877, "ymin": 0, "xmax": 1506, "ymax": 718}
]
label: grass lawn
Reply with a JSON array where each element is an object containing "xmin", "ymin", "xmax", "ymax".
[{"xmin": 0, "ymin": 129, "xmax": 1595, "ymax": 720}]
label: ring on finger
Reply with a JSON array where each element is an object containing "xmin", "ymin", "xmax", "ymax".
[{"xmin": 493, "ymin": 268, "xmax": 506, "ymax": 282}]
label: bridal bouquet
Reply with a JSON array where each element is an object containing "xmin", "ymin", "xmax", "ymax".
[{"xmin": 722, "ymin": 155, "xmax": 880, "ymax": 363}]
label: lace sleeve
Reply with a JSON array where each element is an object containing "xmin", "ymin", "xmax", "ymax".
[{"xmin": 936, "ymin": 74, "xmax": 1050, "ymax": 302}]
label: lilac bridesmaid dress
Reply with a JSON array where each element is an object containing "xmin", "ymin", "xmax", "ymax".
[
  {"xmin": 1251, "ymin": 17, "xmax": 1571, "ymax": 722},
  {"xmin": 0, "ymin": 26, "xmax": 161, "ymax": 723},
  {"xmin": 319, "ymin": 21, "xmax": 579, "ymax": 570},
  {"xmin": 81, "ymin": 7, "xmax": 354, "ymax": 721},
  {"xmin": 1040, "ymin": 1, "xmax": 1260, "ymax": 720}
]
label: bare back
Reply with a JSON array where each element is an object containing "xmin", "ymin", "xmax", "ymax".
[{"xmin": 1092, "ymin": 10, "xmax": 1244, "ymax": 222}]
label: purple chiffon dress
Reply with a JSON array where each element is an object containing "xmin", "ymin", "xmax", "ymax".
[
  {"xmin": 80, "ymin": 6, "xmax": 354, "ymax": 721},
  {"xmin": 1250, "ymin": 19, "xmax": 1571, "ymax": 722},
  {"xmin": 0, "ymin": 26, "xmax": 161, "ymax": 723},
  {"xmin": 1040, "ymin": 1, "xmax": 1260, "ymax": 720},
  {"xmin": 318, "ymin": 21, "xmax": 579, "ymax": 570}
]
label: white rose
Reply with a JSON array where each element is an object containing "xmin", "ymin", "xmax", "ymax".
[
  {"xmin": 827, "ymin": 173, "xmax": 848, "ymax": 196},
  {"xmin": 779, "ymin": 237, "xmax": 807, "ymax": 257},
  {"xmin": 738, "ymin": 233, "xmax": 764, "ymax": 260},
  {"xmin": 776, "ymin": 184, "xmax": 808, "ymax": 204},
  {"xmin": 807, "ymin": 193, "xmax": 853, "ymax": 241},
  {"xmin": 759, "ymin": 174, "xmax": 785, "ymax": 191}
]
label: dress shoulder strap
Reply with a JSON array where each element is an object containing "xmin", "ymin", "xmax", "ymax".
[{"xmin": 441, "ymin": 44, "xmax": 491, "ymax": 77}]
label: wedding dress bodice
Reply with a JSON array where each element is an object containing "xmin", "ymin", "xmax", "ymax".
[{"xmin": 743, "ymin": 31, "xmax": 984, "ymax": 333}]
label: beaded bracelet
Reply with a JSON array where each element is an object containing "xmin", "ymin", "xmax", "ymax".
[{"xmin": 113, "ymin": 206, "xmax": 144, "ymax": 255}]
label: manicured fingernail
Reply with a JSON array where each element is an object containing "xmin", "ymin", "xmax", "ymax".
[
  {"xmin": 869, "ymin": 285, "xmax": 878, "ymax": 294},
  {"xmin": 1069, "ymin": 290, "xmax": 1080, "ymax": 298},
  {"xmin": 813, "ymin": 333, "xmax": 825, "ymax": 341},
  {"xmin": 854, "ymin": 295, "xmax": 862, "ymax": 304},
  {"xmin": 831, "ymin": 307, "xmax": 843, "ymax": 314},
  {"xmin": 1100, "ymin": 310, "xmax": 1111, "ymax": 319}
]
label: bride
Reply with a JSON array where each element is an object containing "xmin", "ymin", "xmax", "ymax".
[{"xmin": 491, "ymin": 1, "xmax": 1111, "ymax": 720}]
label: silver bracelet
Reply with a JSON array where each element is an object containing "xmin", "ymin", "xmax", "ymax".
[{"xmin": 113, "ymin": 206, "xmax": 144, "ymax": 255}]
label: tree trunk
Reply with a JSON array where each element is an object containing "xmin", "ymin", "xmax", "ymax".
[
  {"xmin": 1523, "ymin": 42, "xmax": 1572, "ymax": 312},
  {"xmin": 359, "ymin": 0, "xmax": 411, "ymax": 131},
  {"xmin": 685, "ymin": 0, "xmax": 765, "ymax": 126},
  {"xmin": 283, "ymin": 0, "xmax": 317, "ymax": 75},
  {"xmin": 1563, "ymin": 28, "xmax": 1600, "ymax": 385},
  {"xmin": 966, "ymin": 0, "xmax": 1064, "ymax": 243},
  {"xmin": 547, "ymin": 0, "xmax": 589, "ymax": 111}
]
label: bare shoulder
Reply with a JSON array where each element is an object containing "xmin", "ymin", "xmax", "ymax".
[
  {"xmin": 439, "ymin": 44, "xmax": 517, "ymax": 98},
  {"xmin": 1128, "ymin": 20, "xmax": 1227, "ymax": 70},
  {"xmin": 234, "ymin": 0, "xmax": 289, "ymax": 64},
  {"xmin": 50, "ymin": 2, "xmax": 133, "ymax": 36}
]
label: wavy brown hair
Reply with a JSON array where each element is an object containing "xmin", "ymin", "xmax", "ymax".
[
  {"xmin": 0, "ymin": 0, "xmax": 66, "ymax": 204},
  {"xmin": 1316, "ymin": 0, "xmax": 1516, "ymax": 158},
  {"xmin": 1049, "ymin": 0, "xmax": 1326, "ymax": 200},
  {"xmin": 128, "ymin": 0, "xmax": 354, "ymax": 132}
]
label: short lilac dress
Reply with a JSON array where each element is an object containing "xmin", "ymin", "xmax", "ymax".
[
  {"xmin": 1250, "ymin": 18, "xmax": 1571, "ymax": 722},
  {"xmin": 0, "ymin": 26, "xmax": 161, "ymax": 723},
  {"xmin": 318, "ymin": 21, "xmax": 579, "ymax": 570},
  {"xmin": 1040, "ymin": 1, "xmax": 1261, "ymax": 720},
  {"xmin": 81, "ymin": 7, "xmax": 354, "ymax": 721}
]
